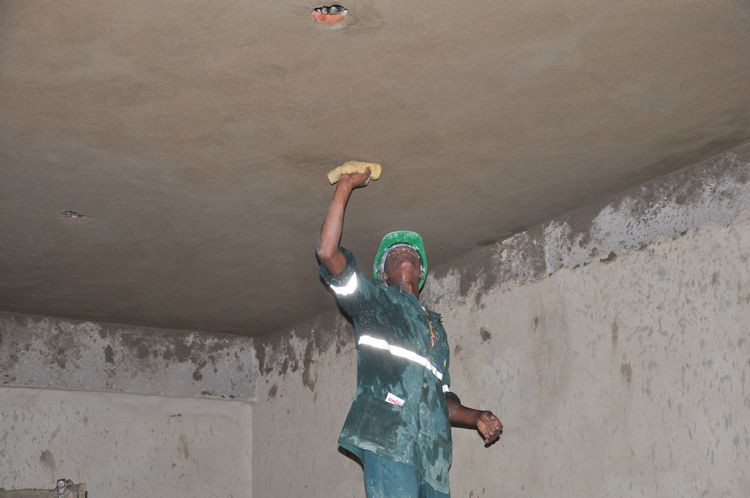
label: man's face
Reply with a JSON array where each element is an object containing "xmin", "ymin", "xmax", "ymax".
[{"xmin": 383, "ymin": 246, "xmax": 422, "ymax": 285}]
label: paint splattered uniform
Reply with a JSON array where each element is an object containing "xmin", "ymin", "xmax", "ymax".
[{"xmin": 320, "ymin": 248, "xmax": 459, "ymax": 495}]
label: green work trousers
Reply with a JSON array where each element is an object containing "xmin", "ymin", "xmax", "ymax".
[{"xmin": 362, "ymin": 450, "xmax": 450, "ymax": 498}]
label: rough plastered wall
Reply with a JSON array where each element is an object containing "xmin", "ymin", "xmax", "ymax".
[
  {"xmin": 428, "ymin": 215, "xmax": 750, "ymax": 497},
  {"xmin": 252, "ymin": 144, "xmax": 750, "ymax": 497},
  {"xmin": 0, "ymin": 314, "xmax": 257, "ymax": 497},
  {"xmin": 252, "ymin": 315, "xmax": 362, "ymax": 498},
  {"xmin": 0, "ymin": 312, "xmax": 257, "ymax": 400},
  {"xmin": 0, "ymin": 387, "xmax": 252, "ymax": 497}
]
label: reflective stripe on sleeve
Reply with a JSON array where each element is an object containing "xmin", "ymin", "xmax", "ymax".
[
  {"xmin": 330, "ymin": 273, "xmax": 358, "ymax": 296},
  {"xmin": 358, "ymin": 335, "xmax": 444, "ymax": 381},
  {"xmin": 442, "ymin": 385, "xmax": 451, "ymax": 393}
]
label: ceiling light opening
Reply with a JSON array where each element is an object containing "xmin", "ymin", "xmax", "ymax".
[{"xmin": 312, "ymin": 4, "xmax": 351, "ymax": 28}]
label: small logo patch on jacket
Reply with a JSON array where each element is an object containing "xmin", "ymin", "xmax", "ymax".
[{"xmin": 385, "ymin": 392, "xmax": 405, "ymax": 407}]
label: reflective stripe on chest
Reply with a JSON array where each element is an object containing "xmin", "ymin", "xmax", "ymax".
[{"xmin": 358, "ymin": 335, "xmax": 449, "ymax": 392}]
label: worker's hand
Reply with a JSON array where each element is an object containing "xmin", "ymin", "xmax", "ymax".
[
  {"xmin": 477, "ymin": 410, "xmax": 503, "ymax": 446},
  {"xmin": 337, "ymin": 169, "xmax": 372, "ymax": 190}
]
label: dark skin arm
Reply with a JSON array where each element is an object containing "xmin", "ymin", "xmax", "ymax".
[
  {"xmin": 316, "ymin": 170, "xmax": 372, "ymax": 275},
  {"xmin": 447, "ymin": 398, "xmax": 503, "ymax": 446}
]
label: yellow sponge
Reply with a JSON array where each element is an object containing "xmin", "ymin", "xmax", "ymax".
[{"xmin": 327, "ymin": 161, "xmax": 382, "ymax": 185}]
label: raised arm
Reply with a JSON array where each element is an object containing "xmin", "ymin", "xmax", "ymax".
[
  {"xmin": 446, "ymin": 397, "xmax": 503, "ymax": 446},
  {"xmin": 316, "ymin": 170, "xmax": 372, "ymax": 276}
]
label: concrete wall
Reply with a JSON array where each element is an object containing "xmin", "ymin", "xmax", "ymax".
[
  {"xmin": 252, "ymin": 315, "xmax": 362, "ymax": 498},
  {"xmin": 0, "ymin": 315, "xmax": 256, "ymax": 497},
  {"xmin": 0, "ymin": 387, "xmax": 252, "ymax": 497},
  {"xmin": 252, "ymin": 145, "xmax": 750, "ymax": 497},
  {"xmin": 0, "ymin": 313, "xmax": 257, "ymax": 401},
  {"xmin": 434, "ymin": 217, "xmax": 750, "ymax": 497}
]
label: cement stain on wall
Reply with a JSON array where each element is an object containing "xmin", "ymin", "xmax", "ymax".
[
  {"xmin": 424, "ymin": 146, "xmax": 750, "ymax": 302},
  {"xmin": 253, "ymin": 311, "xmax": 351, "ymax": 392},
  {"xmin": 39, "ymin": 449, "xmax": 55, "ymax": 472},
  {"xmin": 0, "ymin": 313, "xmax": 257, "ymax": 401},
  {"xmin": 479, "ymin": 328, "xmax": 492, "ymax": 342}
]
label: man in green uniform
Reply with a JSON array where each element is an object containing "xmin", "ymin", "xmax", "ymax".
[{"xmin": 317, "ymin": 169, "xmax": 503, "ymax": 498}]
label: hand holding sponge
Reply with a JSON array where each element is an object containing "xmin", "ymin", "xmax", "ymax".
[{"xmin": 327, "ymin": 161, "xmax": 382, "ymax": 185}]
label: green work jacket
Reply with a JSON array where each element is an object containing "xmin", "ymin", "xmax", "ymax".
[{"xmin": 320, "ymin": 248, "xmax": 457, "ymax": 493}]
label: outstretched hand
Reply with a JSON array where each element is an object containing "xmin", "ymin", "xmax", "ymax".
[
  {"xmin": 338, "ymin": 168, "xmax": 372, "ymax": 190},
  {"xmin": 477, "ymin": 411, "xmax": 503, "ymax": 446}
]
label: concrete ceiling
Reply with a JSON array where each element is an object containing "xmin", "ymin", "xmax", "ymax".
[{"xmin": 1, "ymin": 0, "xmax": 749, "ymax": 336}]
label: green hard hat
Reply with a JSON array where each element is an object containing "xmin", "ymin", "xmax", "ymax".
[{"xmin": 373, "ymin": 230, "xmax": 428, "ymax": 289}]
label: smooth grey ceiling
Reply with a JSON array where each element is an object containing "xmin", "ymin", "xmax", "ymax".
[{"xmin": 1, "ymin": 0, "xmax": 749, "ymax": 336}]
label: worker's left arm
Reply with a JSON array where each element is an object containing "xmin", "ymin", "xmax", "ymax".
[{"xmin": 446, "ymin": 395, "xmax": 503, "ymax": 446}]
